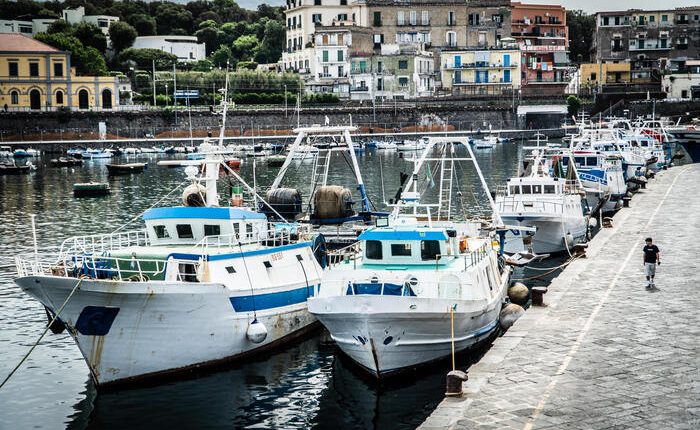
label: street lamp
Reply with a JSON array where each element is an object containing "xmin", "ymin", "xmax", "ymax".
[
  {"xmin": 165, "ymin": 83, "xmax": 169, "ymax": 107},
  {"xmin": 284, "ymin": 84, "xmax": 287, "ymax": 118}
]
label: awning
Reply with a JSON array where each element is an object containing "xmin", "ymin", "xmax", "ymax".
[{"xmin": 553, "ymin": 51, "xmax": 569, "ymax": 64}]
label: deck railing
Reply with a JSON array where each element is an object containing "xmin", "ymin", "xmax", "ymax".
[{"xmin": 58, "ymin": 230, "xmax": 150, "ymax": 258}]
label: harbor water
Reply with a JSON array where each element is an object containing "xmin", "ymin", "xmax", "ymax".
[{"xmin": 0, "ymin": 142, "xmax": 566, "ymax": 429}]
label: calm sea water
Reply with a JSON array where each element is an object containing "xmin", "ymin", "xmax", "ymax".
[{"xmin": 0, "ymin": 142, "xmax": 562, "ymax": 429}]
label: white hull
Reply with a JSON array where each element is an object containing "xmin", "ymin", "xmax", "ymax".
[
  {"xmin": 500, "ymin": 216, "xmax": 588, "ymax": 254},
  {"xmin": 309, "ymin": 295, "xmax": 502, "ymax": 376},
  {"xmin": 16, "ymin": 276, "xmax": 317, "ymax": 387}
]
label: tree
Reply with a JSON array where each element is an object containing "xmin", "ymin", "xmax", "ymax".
[
  {"xmin": 255, "ymin": 20, "xmax": 285, "ymax": 64},
  {"xmin": 232, "ymin": 34, "xmax": 259, "ymax": 62},
  {"xmin": 119, "ymin": 48, "xmax": 177, "ymax": 69},
  {"xmin": 127, "ymin": 13, "xmax": 156, "ymax": 36},
  {"xmin": 191, "ymin": 59, "xmax": 214, "ymax": 72},
  {"xmin": 154, "ymin": 3, "xmax": 193, "ymax": 35},
  {"xmin": 210, "ymin": 45, "xmax": 233, "ymax": 68},
  {"xmin": 567, "ymin": 95, "xmax": 582, "ymax": 117},
  {"xmin": 73, "ymin": 22, "xmax": 107, "ymax": 52},
  {"xmin": 195, "ymin": 26, "xmax": 219, "ymax": 56},
  {"xmin": 109, "ymin": 21, "xmax": 138, "ymax": 53},
  {"xmin": 567, "ymin": 10, "xmax": 596, "ymax": 64},
  {"xmin": 47, "ymin": 19, "xmax": 72, "ymax": 34},
  {"xmin": 34, "ymin": 32, "xmax": 108, "ymax": 75}
]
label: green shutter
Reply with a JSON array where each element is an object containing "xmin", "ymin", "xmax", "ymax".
[{"xmin": 323, "ymin": 50, "xmax": 329, "ymax": 62}]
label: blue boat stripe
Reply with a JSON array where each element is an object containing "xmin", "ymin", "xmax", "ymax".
[
  {"xmin": 143, "ymin": 206, "xmax": 267, "ymax": 221},
  {"xmin": 163, "ymin": 242, "xmax": 313, "ymax": 262},
  {"xmin": 358, "ymin": 229, "xmax": 448, "ymax": 241},
  {"xmin": 229, "ymin": 284, "xmax": 317, "ymax": 312}
]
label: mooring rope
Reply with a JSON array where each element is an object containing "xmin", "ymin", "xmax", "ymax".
[
  {"xmin": 510, "ymin": 254, "xmax": 584, "ymax": 282},
  {"xmin": 0, "ymin": 277, "xmax": 84, "ymax": 390}
]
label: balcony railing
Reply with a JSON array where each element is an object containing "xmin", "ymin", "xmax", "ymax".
[
  {"xmin": 453, "ymin": 78, "xmax": 513, "ymax": 85},
  {"xmin": 444, "ymin": 62, "xmax": 519, "ymax": 70}
]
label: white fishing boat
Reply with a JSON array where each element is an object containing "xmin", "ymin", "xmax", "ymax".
[
  {"xmin": 0, "ymin": 145, "xmax": 12, "ymax": 157},
  {"xmin": 13, "ymin": 67, "xmax": 325, "ymax": 389},
  {"xmin": 81, "ymin": 148, "xmax": 113, "ymax": 159},
  {"xmin": 308, "ymin": 137, "xmax": 512, "ymax": 377},
  {"xmin": 472, "ymin": 134, "xmax": 498, "ymax": 149},
  {"xmin": 140, "ymin": 147, "xmax": 157, "ymax": 154},
  {"xmin": 123, "ymin": 147, "xmax": 141, "ymax": 155},
  {"xmin": 563, "ymin": 150, "xmax": 626, "ymax": 213},
  {"xmin": 375, "ymin": 140, "xmax": 398, "ymax": 150},
  {"xmin": 496, "ymin": 151, "xmax": 589, "ymax": 255},
  {"xmin": 395, "ymin": 139, "xmax": 426, "ymax": 152}
]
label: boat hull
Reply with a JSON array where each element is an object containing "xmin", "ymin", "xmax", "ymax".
[
  {"xmin": 672, "ymin": 131, "xmax": 700, "ymax": 163},
  {"xmin": 15, "ymin": 276, "xmax": 317, "ymax": 388},
  {"xmin": 500, "ymin": 216, "xmax": 588, "ymax": 255},
  {"xmin": 309, "ymin": 295, "xmax": 502, "ymax": 377}
]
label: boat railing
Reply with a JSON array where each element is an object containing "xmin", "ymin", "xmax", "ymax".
[
  {"xmin": 497, "ymin": 196, "xmax": 569, "ymax": 214},
  {"xmin": 58, "ymin": 230, "xmax": 150, "ymax": 258},
  {"xmin": 193, "ymin": 229, "xmax": 295, "ymax": 252}
]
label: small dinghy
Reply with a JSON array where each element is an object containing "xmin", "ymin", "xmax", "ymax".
[
  {"xmin": 73, "ymin": 182, "xmax": 110, "ymax": 197},
  {"xmin": 50, "ymin": 157, "xmax": 83, "ymax": 167},
  {"xmin": 106, "ymin": 162, "xmax": 148, "ymax": 175}
]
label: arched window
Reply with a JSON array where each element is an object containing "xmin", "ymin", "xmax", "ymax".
[
  {"xmin": 78, "ymin": 89, "xmax": 89, "ymax": 109},
  {"xmin": 56, "ymin": 90, "xmax": 64, "ymax": 105},
  {"xmin": 101, "ymin": 88, "xmax": 112, "ymax": 109},
  {"xmin": 10, "ymin": 90, "xmax": 18, "ymax": 105}
]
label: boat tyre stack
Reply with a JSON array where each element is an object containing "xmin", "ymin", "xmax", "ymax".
[
  {"xmin": 313, "ymin": 185, "xmax": 354, "ymax": 220},
  {"xmin": 265, "ymin": 188, "xmax": 302, "ymax": 220},
  {"xmin": 182, "ymin": 183, "xmax": 207, "ymax": 207}
]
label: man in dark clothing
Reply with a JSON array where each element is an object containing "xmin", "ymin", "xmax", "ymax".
[{"xmin": 642, "ymin": 237, "xmax": 660, "ymax": 288}]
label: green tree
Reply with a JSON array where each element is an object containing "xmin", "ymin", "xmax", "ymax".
[
  {"xmin": 154, "ymin": 3, "xmax": 193, "ymax": 35},
  {"xmin": 191, "ymin": 59, "xmax": 214, "ymax": 72},
  {"xmin": 109, "ymin": 21, "xmax": 138, "ymax": 53},
  {"xmin": 73, "ymin": 22, "xmax": 107, "ymax": 52},
  {"xmin": 127, "ymin": 13, "xmax": 156, "ymax": 36},
  {"xmin": 34, "ymin": 32, "xmax": 108, "ymax": 75},
  {"xmin": 255, "ymin": 20, "xmax": 285, "ymax": 64},
  {"xmin": 119, "ymin": 48, "xmax": 177, "ymax": 69},
  {"xmin": 47, "ymin": 19, "xmax": 72, "ymax": 34},
  {"xmin": 567, "ymin": 95, "xmax": 582, "ymax": 117},
  {"xmin": 232, "ymin": 34, "xmax": 259, "ymax": 62},
  {"xmin": 195, "ymin": 26, "xmax": 219, "ymax": 56},
  {"xmin": 210, "ymin": 45, "xmax": 233, "ymax": 67},
  {"xmin": 567, "ymin": 10, "xmax": 596, "ymax": 64}
]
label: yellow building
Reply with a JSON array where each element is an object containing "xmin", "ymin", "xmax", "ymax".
[
  {"xmin": 440, "ymin": 49, "xmax": 521, "ymax": 96},
  {"xmin": 580, "ymin": 62, "xmax": 632, "ymax": 88},
  {"xmin": 0, "ymin": 34, "xmax": 118, "ymax": 111}
]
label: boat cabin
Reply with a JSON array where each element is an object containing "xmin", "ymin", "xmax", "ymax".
[
  {"xmin": 506, "ymin": 177, "xmax": 566, "ymax": 196},
  {"xmin": 143, "ymin": 206, "xmax": 268, "ymax": 245},
  {"xmin": 357, "ymin": 227, "xmax": 455, "ymax": 266}
]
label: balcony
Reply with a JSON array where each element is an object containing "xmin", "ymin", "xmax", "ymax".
[
  {"xmin": 350, "ymin": 68, "xmax": 369, "ymax": 75},
  {"xmin": 351, "ymin": 86, "xmax": 369, "ymax": 92},
  {"xmin": 453, "ymin": 78, "xmax": 513, "ymax": 85},
  {"xmin": 443, "ymin": 62, "xmax": 519, "ymax": 70},
  {"xmin": 629, "ymin": 43, "xmax": 671, "ymax": 51}
]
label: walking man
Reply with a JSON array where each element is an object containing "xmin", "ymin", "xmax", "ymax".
[{"xmin": 642, "ymin": 237, "xmax": 660, "ymax": 288}]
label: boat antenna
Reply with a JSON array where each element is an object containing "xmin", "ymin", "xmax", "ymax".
[
  {"xmin": 379, "ymin": 158, "xmax": 387, "ymax": 206},
  {"xmin": 218, "ymin": 62, "xmax": 230, "ymax": 148},
  {"xmin": 30, "ymin": 214, "xmax": 38, "ymax": 265}
]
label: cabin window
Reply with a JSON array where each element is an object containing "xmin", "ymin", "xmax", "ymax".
[
  {"xmin": 544, "ymin": 185, "xmax": 555, "ymax": 194},
  {"xmin": 532, "ymin": 185, "xmax": 542, "ymax": 194},
  {"xmin": 225, "ymin": 266, "xmax": 236, "ymax": 274},
  {"xmin": 391, "ymin": 243, "xmax": 412, "ymax": 257},
  {"xmin": 204, "ymin": 224, "xmax": 221, "ymax": 236},
  {"xmin": 509, "ymin": 185, "xmax": 520, "ymax": 194},
  {"xmin": 176, "ymin": 224, "xmax": 194, "ymax": 239},
  {"xmin": 245, "ymin": 223, "xmax": 253, "ymax": 238},
  {"xmin": 421, "ymin": 240, "xmax": 441, "ymax": 261},
  {"xmin": 521, "ymin": 185, "xmax": 532, "ymax": 194},
  {"xmin": 178, "ymin": 263, "xmax": 199, "ymax": 282},
  {"xmin": 365, "ymin": 240, "xmax": 383, "ymax": 260},
  {"xmin": 233, "ymin": 222, "xmax": 240, "ymax": 238},
  {"xmin": 586, "ymin": 157, "xmax": 597, "ymax": 166},
  {"xmin": 154, "ymin": 225, "xmax": 170, "ymax": 238}
]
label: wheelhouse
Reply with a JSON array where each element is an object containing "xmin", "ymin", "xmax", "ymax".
[{"xmin": 357, "ymin": 227, "xmax": 452, "ymax": 266}]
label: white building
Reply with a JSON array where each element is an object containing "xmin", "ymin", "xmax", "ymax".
[
  {"xmin": 0, "ymin": 18, "xmax": 57, "ymax": 36},
  {"xmin": 133, "ymin": 36, "xmax": 206, "ymax": 63},
  {"xmin": 282, "ymin": 0, "xmax": 367, "ymax": 76},
  {"xmin": 662, "ymin": 60, "xmax": 700, "ymax": 99},
  {"xmin": 62, "ymin": 7, "xmax": 119, "ymax": 35}
]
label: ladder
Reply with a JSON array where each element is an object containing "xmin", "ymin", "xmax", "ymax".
[
  {"xmin": 309, "ymin": 149, "xmax": 332, "ymax": 197},
  {"xmin": 437, "ymin": 158, "xmax": 454, "ymax": 220}
]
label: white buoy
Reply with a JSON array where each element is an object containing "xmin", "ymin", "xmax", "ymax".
[
  {"xmin": 588, "ymin": 217, "xmax": 598, "ymax": 228},
  {"xmin": 246, "ymin": 319, "xmax": 267, "ymax": 343}
]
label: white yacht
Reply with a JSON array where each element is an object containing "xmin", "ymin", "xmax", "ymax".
[{"xmin": 308, "ymin": 137, "xmax": 511, "ymax": 377}]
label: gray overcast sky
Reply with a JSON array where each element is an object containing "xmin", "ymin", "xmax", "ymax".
[{"xmin": 240, "ymin": 1, "xmax": 699, "ymax": 14}]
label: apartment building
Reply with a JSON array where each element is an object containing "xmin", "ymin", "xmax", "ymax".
[
  {"xmin": 593, "ymin": 8, "xmax": 700, "ymax": 83},
  {"xmin": 511, "ymin": 2, "xmax": 569, "ymax": 96},
  {"xmin": 440, "ymin": 47, "xmax": 521, "ymax": 96},
  {"xmin": 661, "ymin": 60, "xmax": 700, "ymax": 99}
]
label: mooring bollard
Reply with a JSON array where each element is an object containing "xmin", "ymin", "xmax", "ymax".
[
  {"xmin": 603, "ymin": 217, "xmax": 613, "ymax": 228},
  {"xmin": 622, "ymin": 197, "xmax": 631, "ymax": 208},
  {"xmin": 445, "ymin": 370, "xmax": 468, "ymax": 397},
  {"xmin": 531, "ymin": 286, "xmax": 548, "ymax": 306}
]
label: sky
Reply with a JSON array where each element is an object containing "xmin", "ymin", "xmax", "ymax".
[{"xmin": 238, "ymin": 0, "xmax": 699, "ymax": 13}]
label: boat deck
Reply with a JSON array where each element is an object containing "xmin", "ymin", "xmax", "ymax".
[{"xmin": 420, "ymin": 164, "xmax": 700, "ymax": 429}]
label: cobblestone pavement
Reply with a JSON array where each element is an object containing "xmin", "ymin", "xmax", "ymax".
[{"xmin": 420, "ymin": 165, "xmax": 700, "ymax": 430}]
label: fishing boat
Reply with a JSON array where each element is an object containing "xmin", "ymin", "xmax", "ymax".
[
  {"xmin": 15, "ymin": 70, "xmax": 326, "ymax": 389},
  {"xmin": 50, "ymin": 157, "xmax": 83, "ymax": 167},
  {"xmin": 13, "ymin": 148, "xmax": 38, "ymax": 158},
  {"xmin": 0, "ymin": 146, "xmax": 13, "ymax": 157},
  {"xmin": 496, "ymin": 151, "xmax": 589, "ymax": 255},
  {"xmin": 308, "ymin": 137, "xmax": 512, "ymax": 377},
  {"xmin": 0, "ymin": 161, "xmax": 31, "ymax": 175},
  {"xmin": 140, "ymin": 147, "xmax": 157, "ymax": 154},
  {"xmin": 106, "ymin": 162, "xmax": 148, "ymax": 175},
  {"xmin": 123, "ymin": 147, "xmax": 142, "ymax": 155},
  {"xmin": 375, "ymin": 140, "xmax": 398, "ymax": 150},
  {"xmin": 472, "ymin": 134, "xmax": 498, "ymax": 149},
  {"xmin": 66, "ymin": 148, "xmax": 85, "ymax": 158},
  {"xmin": 73, "ymin": 182, "xmax": 110, "ymax": 197},
  {"xmin": 395, "ymin": 138, "xmax": 427, "ymax": 152},
  {"xmin": 82, "ymin": 148, "xmax": 113, "ymax": 159},
  {"xmin": 562, "ymin": 151, "xmax": 626, "ymax": 213},
  {"xmin": 670, "ymin": 125, "xmax": 700, "ymax": 163}
]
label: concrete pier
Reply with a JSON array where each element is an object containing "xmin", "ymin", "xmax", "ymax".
[{"xmin": 420, "ymin": 164, "xmax": 700, "ymax": 430}]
